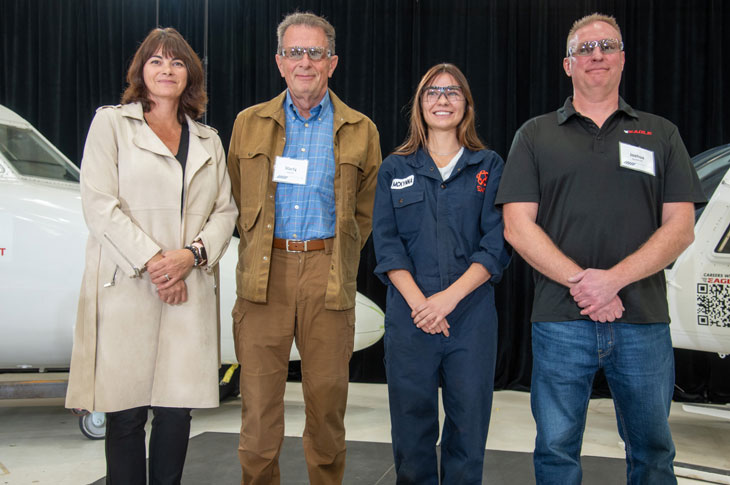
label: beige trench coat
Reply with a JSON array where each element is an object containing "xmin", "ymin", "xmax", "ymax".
[{"xmin": 65, "ymin": 103, "xmax": 237, "ymax": 412}]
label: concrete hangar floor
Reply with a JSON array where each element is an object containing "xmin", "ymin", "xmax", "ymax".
[{"xmin": 1, "ymin": 379, "xmax": 729, "ymax": 484}]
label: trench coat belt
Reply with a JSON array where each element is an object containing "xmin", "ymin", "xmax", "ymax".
[{"xmin": 273, "ymin": 237, "xmax": 333, "ymax": 252}]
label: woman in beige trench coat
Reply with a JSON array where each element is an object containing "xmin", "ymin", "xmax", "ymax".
[{"xmin": 65, "ymin": 28, "xmax": 237, "ymax": 484}]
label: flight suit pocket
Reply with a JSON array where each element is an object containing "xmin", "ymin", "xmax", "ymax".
[
  {"xmin": 391, "ymin": 189, "xmax": 424, "ymax": 237},
  {"xmin": 391, "ymin": 189, "xmax": 424, "ymax": 208}
]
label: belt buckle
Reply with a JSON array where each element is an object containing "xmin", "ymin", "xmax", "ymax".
[{"xmin": 285, "ymin": 239, "xmax": 304, "ymax": 252}]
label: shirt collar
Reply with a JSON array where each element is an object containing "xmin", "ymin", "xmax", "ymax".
[
  {"xmin": 557, "ymin": 96, "xmax": 638, "ymax": 125},
  {"xmin": 285, "ymin": 89, "xmax": 331, "ymax": 122}
]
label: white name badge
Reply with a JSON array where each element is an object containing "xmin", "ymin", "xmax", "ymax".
[
  {"xmin": 619, "ymin": 142, "xmax": 655, "ymax": 176},
  {"xmin": 273, "ymin": 156, "xmax": 308, "ymax": 185},
  {"xmin": 391, "ymin": 175, "xmax": 414, "ymax": 189}
]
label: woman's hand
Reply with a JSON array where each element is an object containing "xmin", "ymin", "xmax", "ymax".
[
  {"xmin": 157, "ymin": 279, "xmax": 188, "ymax": 304},
  {"xmin": 148, "ymin": 249, "xmax": 195, "ymax": 289},
  {"xmin": 412, "ymin": 291, "xmax": 456, "ymax": 337}
]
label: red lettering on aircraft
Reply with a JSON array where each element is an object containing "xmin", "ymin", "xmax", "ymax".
[{"xmin": 0, "ymin": 248, "xmax": 5, "ymax": 256}]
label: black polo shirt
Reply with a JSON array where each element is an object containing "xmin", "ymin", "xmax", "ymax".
[{"xmin": 496, "ymin": 97, "xmax": 706, "ymax": 324}]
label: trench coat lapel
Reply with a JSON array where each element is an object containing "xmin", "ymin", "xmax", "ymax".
[
  {"xmin": 185, "ymin": 118, "xmax": 213, "ymax": 180},
  {"xmin": 120, "ymin": 103, "xmax": 173, "ymax": 158}
]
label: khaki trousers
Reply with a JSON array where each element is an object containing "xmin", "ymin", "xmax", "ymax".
[{"xmin": 233, "ymin": 245, "xmax": 355, "ymax": 485}]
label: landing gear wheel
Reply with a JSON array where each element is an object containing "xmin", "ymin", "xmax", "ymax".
[{"xmin": 79, "ymin": 411, "xmax": 106, "ymax": 440}]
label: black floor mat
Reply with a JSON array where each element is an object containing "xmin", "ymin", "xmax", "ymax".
[{"xmin": 90, "ymin": 432, "xmax": 639, "ymax": 484}]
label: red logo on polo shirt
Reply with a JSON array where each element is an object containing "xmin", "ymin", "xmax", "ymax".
[
  {"xmin": 476, "ymin": 170, "xmax": 489, "ymax": 193},
  {"xmin": 624, "ymin": 129, "xmax": 653, "ymax": 135}
]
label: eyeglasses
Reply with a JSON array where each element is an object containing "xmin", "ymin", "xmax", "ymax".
[
  {"xmin": 423, "ymin": 85, "xmax": 464, "ymax": 103},
  {"xmin": 568, "ymin": 38, "xmax": 623, "ymax": 57},
  {"xmin": 279, "ymin": 46, "xmax": 331, "ymax": 61}
]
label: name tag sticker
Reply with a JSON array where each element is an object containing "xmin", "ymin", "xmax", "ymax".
[
  {"xmin": 273, "ymin": 156, "xmax": 308, "ymax": 185},
  {"xmin": 619, "ymin": 142, "xmax": 655, "ymax": 176},
  {"xmin": 391, "ymin": 175, "xmax": 414, "ymax": 189}
]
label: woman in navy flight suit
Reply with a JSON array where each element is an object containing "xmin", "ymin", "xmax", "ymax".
[{"xmin": 373, "ymin": 63, "xmax": 510, "ymax": 484}]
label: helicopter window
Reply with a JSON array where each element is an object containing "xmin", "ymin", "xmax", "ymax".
[{"xmin": 0, "ymin": 124, "xmax": 79, "ymax": 182}]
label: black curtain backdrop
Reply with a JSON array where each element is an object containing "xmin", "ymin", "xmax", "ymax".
[{"xmin": 2, "ymin": 0, "xmax": 729, "ymax": 402}]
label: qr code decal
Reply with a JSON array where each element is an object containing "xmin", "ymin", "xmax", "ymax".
[{"xmin": 697, "ymin": 283, "xmax": 730, "ymax": 327}]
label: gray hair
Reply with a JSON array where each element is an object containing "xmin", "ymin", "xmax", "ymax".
[{"xmin": 276, "ymin": 12, "xmax": 336, "ymax": 55}]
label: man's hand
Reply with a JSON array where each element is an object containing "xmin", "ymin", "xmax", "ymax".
[
  {"xmin": 568, "ymin": 268, "xmax": 622, "ymax": 315},
  {"xmin": 585, "ymin": 294, "xmax": 624, "ymax": 322}
]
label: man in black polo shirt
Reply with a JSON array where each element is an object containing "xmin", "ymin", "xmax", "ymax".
[{"xmin": 496, "ymin": 13, "xmax": 705, "ymax": 485}]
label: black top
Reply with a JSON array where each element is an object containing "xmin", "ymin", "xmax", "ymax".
[
  {"xmin": 175, "ymin": 122, "xmax": 189, "ymax": 169},
  {"xmin": 175, "ymin": 122, "xmax": 189, "ymax": 214},
  {"xmin": 495, "ymin": 97, "xmax": 706, "ymax": 324}
]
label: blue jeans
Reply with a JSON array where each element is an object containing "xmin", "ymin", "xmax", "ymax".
[{"xmin": 531, "ymin": 320, "xmax": 676, "ymax": 485}]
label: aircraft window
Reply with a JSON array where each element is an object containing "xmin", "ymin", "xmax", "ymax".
[
  {"xmin": 0, "ymin": 124, "xmax": 79, "ymax": 182},
  {"xmin": 716, "ymin": 224, "xmax": 730, "ymax": 254},
  {"xmin": 694, "ymin": 150, "xmax": 730, "ymax": 220},
  {"xmin": 696, "ymin": 152, "xmax": 730, "ymax": 199}
]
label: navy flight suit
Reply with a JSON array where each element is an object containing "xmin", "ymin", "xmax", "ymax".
[{"xmin": 373, "ymin": 147, "xmax": 510, "ymax": 484}]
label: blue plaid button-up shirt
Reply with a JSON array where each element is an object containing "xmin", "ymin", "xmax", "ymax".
[{"xmin": 274, "ymin": 90, "xmax": 336, "ymax": 240}]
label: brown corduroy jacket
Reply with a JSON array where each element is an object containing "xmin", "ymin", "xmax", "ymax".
[{"xmin": 227, "ymin": 90, "xmax": 381, "ymax": 310}]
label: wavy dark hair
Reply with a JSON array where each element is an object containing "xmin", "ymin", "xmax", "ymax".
[
  {"xmin": 121, "ymin": 27, "xmax": 207, "ymax": 123},
  {"xmin": 393, "ymin": 63, "xmax": 485, "ymax": 156}
]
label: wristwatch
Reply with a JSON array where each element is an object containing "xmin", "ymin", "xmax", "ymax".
[
  {"xmin": 193, "ymin": 240, "xmax": 207, "ymax": 266},
  {"xmin": 186, "ymin": 240, "xmax": 207, "ymax": 267}
]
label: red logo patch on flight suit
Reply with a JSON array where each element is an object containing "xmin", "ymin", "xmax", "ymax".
[{"xmin": 476, "ymin": 170, "xmax": 489, "ymax": 193}]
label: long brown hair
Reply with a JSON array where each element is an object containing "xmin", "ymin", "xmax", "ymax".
[
  {"xmin": 393, "ymin": 63, "xmax": 485, "ymax": 156},
  {"xmin": 121, "ymin": 27, "xmax": 207, "ymax": 123}
]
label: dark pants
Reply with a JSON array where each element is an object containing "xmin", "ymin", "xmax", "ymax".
[
  {"xmin": 385, "ymin": 284, "xmax": 498, "ymax": 485},
  {"xmin": 105, "ymin": 406, "xmax": 192, "ymax": 485}
]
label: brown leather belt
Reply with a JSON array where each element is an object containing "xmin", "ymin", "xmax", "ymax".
[{"xmin": 273, "ymin": 238, "xmax": 332, "ymax": 252}]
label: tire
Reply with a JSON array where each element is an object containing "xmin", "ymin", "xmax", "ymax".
[{"xmin": 79, "ymin": 411, "xmax": 106, "ymax": 440}]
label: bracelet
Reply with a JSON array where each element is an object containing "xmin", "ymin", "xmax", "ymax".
[{"xmin": 184, "ymin": 245, "xmax": 200, "ymax": 267}]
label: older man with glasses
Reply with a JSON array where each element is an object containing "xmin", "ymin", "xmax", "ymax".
[
  {"xmin": 496, "ymin": 13, "xmax": 705, "ymax": 484},
  {"xmin": 227, "ymin": 11, "xmax": 381, "ymax": 485}
]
